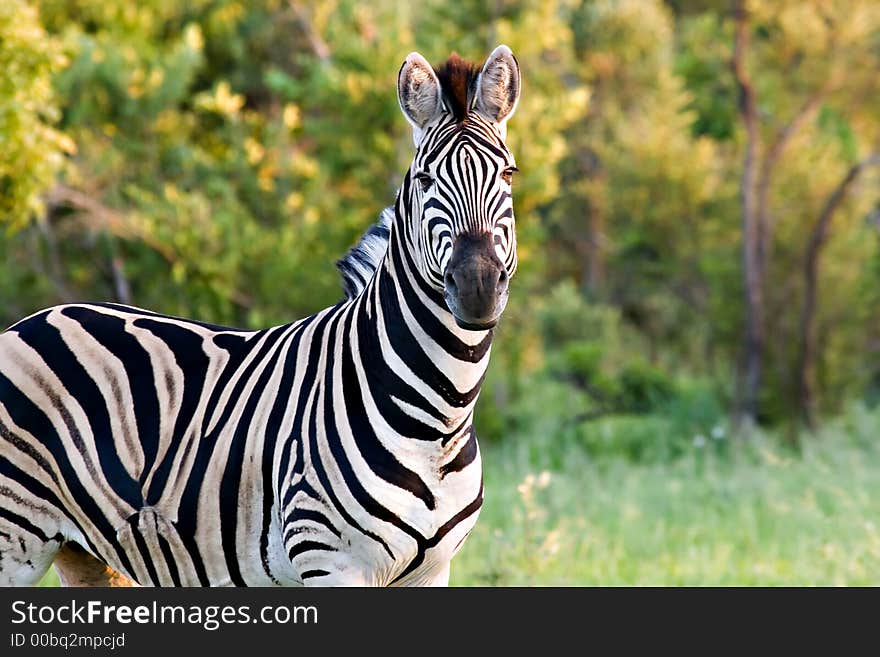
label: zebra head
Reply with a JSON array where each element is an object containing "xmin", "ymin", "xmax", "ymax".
[{"xmin": 397, "ymin": 45, "xmax": 521, "ymax": 330}]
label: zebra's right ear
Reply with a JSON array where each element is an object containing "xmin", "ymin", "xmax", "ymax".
[{"xmin": 398, "ymin": 52, "xmax": 443, "ymax": 143}]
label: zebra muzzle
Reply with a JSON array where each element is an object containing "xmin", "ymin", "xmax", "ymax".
[{"xmin": 443, "ymin": 232, "xmax": 510, "ymax": 330}]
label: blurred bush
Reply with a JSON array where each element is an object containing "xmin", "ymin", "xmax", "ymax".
[
  {"xmin": 0, "ymin": 0, "xmax": 73, "ymax": 230},
  {"xmin": 475, "ymin": 280, "xmax": 726, "ymax": 463}
]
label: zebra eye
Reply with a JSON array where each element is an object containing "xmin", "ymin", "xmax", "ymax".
[
  {"xmin": 501, "ymin": 166, "xmax": 519, "ymax": 185},
  {"xmin": 415, "ymin": 172, "xmax": 434, "ymax": 192}
]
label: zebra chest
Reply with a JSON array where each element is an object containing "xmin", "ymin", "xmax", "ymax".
[{"xmin": 282, "ymin": 445, "xmax": 483, "ymax": 587}]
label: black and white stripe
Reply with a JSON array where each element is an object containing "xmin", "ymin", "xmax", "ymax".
[{"xmin": 0, "ymin": 45, "xmax": 520, "ymax": 587}]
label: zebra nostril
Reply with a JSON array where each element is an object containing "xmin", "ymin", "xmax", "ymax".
[
  {"xmin": 496, "ymin": 268, "xmax": 508, "ymax": 293},
  {"xmin": 444, "ymin": 271, "xmax": 456, "ymax": 292}
]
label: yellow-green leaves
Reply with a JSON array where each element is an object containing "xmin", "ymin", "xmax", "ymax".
[{"xmin": 0, "ymin": 0, "xmax": 73, "ymax": 231}]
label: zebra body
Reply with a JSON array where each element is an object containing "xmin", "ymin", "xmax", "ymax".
[{"xmin": 0, "ymin": 45, "xmax": 520, "ymax": 586}]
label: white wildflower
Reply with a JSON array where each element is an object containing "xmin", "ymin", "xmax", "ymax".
[
  {"xmin": 517, "ymin": 474, "xmax": 535, "ymax": 499},
  {"xmin": 537, "ymin": 471, "xmax": 552, "ymax": 489}
]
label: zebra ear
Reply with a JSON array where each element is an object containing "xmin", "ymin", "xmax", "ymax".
[
  {"xmin": 398, "ymin": 52, "xmax": 443, "ymax": 140},
  {"xmin": 474, "ymin": 45, "xmax": 521, "ymax": 130}
]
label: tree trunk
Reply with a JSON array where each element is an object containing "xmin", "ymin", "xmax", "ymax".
[
  {"xmin": 732, "ymin": 0, "xmax": 763, "ymax": 430},
  {"xmin": 580, "ymin": 173, "xmax": 607, "ymax": 297},
  {"xmin": 797, "ymin": 154, "xmax": 880, "ymax": 429}
]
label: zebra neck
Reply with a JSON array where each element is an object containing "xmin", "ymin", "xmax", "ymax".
[{"xmin": 353, "ymin": 226, "xmax": 493, "ymax": 433}]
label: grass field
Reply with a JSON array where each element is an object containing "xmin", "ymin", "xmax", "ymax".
[
  {"xmin": 36, "ymin": 405, "xmax": 880, "ymax": 587},
  {"xmin": 451, "ymin": 404, "xmax": 880, "ymax": 586}
]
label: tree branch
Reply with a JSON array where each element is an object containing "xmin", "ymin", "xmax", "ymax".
[
  {"xmin": 756, "ymin": 83, "xmax": 834, "ymax": 267},
  {"xmin": 46, "ymin": 185, "xmax": 176, "ymax": 263}
]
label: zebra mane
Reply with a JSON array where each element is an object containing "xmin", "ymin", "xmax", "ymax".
[
  {"xmin": 434, "ymin": 53, "xmax": 481, "ymax": 121},
  {"xmin": 336, "ymin": 206, "xmax": 394, "ymax": 299}
]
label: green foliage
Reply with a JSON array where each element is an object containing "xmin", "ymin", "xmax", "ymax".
[
  {"xmin": 475, "ymin": 280, "xmax": 713, "ymax": 458},
  {"xmin": 676, "ymin": 12, "xmax": 736, "ymax": 140},
  {"xmin": 0, "ymin": 0, "xmax": 72, "ymax": 230},
  {"xmin": 618, "ymin": 361, "xmax": 677, "ymax": 413}
]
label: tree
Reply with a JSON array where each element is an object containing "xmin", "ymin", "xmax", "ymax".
[
  {"xmin": 730, "ymin": 0, "xmax": 762, "ymax": 429},
  {"xmin": 797, "ymin": 154, "xmax": 880, "ymax": 429},
  {"xmin": 561, "ymin": 0, "xmax": 724, "ymax": 365},
  {"xmin": 729, "ymin": 0, "xmax": 880, "ymax": 428}
]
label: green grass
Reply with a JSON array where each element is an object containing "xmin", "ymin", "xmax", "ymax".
[
  {"xmin": 450, "ymin": 405, "xmax": 880, "ymax": 586},
  {"xmin": 38, "ymin": 570, "xmax": 59, "ymax": 587}
]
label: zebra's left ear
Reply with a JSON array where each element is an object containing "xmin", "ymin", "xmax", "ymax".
[{"xmin": 474, "ymin": 45, "xmax": 521, "ymax": 132}]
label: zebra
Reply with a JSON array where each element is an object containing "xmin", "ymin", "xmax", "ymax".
[{"xmin": 0, "ymin": 45, "xmax": 520, "ymax": 587}]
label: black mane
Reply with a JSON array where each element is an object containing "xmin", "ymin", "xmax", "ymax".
[{"xmin": 434, "ymin": 53, "xmax": 481, "ymax": 121}]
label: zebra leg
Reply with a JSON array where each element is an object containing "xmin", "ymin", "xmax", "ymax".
[
  {"xmin": 424, "ymin": 563, "xmax": 450, "ymax": 587},
  {"xmin": 53, "ymin": 543, "xmax": 139, "ymax": 587},
  {"xmin": 0, "ymin": 517, "xmax": 62, "ymax": 586},
  {"xmin": 391, "ymin": 562, "xmax": 451, "ymax": 587}
]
